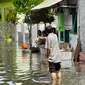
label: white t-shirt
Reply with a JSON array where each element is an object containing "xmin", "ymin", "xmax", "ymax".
[{"xmin": 45, "ymin": 33, "xmax": 61, "ymax": 63}]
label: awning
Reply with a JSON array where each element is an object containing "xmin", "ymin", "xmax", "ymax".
[{"xmin": 31, "ymin": 0, "xmax": 62, "ymax": 10}]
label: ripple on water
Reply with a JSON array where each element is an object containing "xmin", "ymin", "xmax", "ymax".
[
  {"xmin": 0, "ymin": 81, "xmax": 4, "ymax": 84},
  {"xmin": 32, "ymin": 76, "xmax": 51, "ymax": 84}
]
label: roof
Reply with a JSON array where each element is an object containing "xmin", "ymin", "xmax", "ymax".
[{"xmin": 31, "ymin": 0, "xmax": 62, "ymax": 10}]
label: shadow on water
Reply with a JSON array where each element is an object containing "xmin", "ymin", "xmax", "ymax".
[{"xmin": 0, "ymin": 41, "xmax": 85, "ymax": 85}]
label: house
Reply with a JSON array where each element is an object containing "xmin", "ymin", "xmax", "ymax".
[
  {"xmin": 31, "ymin": 0, "xmax": 79, "ymax": 62},
  {"xmin": 32, "ymin": 0, "xmax": 78, "ymax": 50},
  {"xmin": 0, "ymin": 0, "xmax": 29, "ymax": 45},
  {"xmin": 0, "ymin": 0, "xmax": 15, "ymax": 42},
  {"xmin": 78, "ymin": 0, "xmax": 85, "ymax": 51},
  {"xmin": 0, "ymin": 0, "xmax": 14, "ymax": 24}
]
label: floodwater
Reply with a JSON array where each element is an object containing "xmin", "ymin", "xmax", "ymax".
[{"xmin": 0, "ymin": 42, "xmax": 85, "ymax": 85}]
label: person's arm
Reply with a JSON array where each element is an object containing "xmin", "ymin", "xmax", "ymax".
[
  {"xmin": 45, "ymin": 48, "xmax": 50, "ymax": 61},
  {"xmin": 45, "ymin": 36, "xmax": 50, "ymax": 62},
  {"xmin": 38, "ymin": 36, "xmax": 46, "ymax": 40}
]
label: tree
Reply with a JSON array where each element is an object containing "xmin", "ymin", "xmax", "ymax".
[
  {"xmin": 5, "ymin": 8, "xmax": 17, "ymax": 24},
  {"xmin": 13, "ymin": 0, "xmax": 55, "ymax": 48},
  {"xmin": 27, "ymin": 8, "xmax": 54, "ymax": 24},
  {"xmin": 13, "ymin": 0, "xmax": 54, "ymax": 24},
  {"xmin": 13, "ymin": 0, "xmax": 44, "ymax": 13}
]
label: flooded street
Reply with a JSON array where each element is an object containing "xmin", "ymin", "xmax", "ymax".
[{"xmin": 0, "ymin": 42, "xmax": 85, "ymax": 85}]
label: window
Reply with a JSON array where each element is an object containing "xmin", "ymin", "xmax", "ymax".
[
  {"xmin": 60, "ymin": 31, "xmax": 64, "ymax": 41},
  {"xmin": 60, "ymin": 30, "xmax": 70, "ymax": 43},
  {"xmin": 0, "ymin": 8, "xmax": 2, "ymax": 22},
  {"xmin": 73, "ymin": 14, "xmax": 77, "ymax": 34},
  {"xmin": 70, "ymin": 8, "xmax": 77, "ymax": 34},
  {"xmin": 65, "ymin": 30, "xmax": 70, "ymax": 43}
]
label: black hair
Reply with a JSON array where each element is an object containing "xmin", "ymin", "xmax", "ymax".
[
  {"xmin": 52, "ymin": 27, "xmax": 56, "ymax": 34},
  {"xmin": 37, "ymin": 30, "xmax": 41, "ymax": 36},
  {"xmin": 45, "ymin": 25, "xmax": 52, "ymax": 34},
  {"xmin": 52, "ymin": 27, "xmax": 58, "ymax": 36},
  {"xmin": 42, "ymin": 30, "xmax": 48, "ymax": 37}
]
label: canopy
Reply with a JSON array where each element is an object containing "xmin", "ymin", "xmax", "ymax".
[{"xmin": 31, "ymin": 0, "xmax": 62, "ymax": 10}]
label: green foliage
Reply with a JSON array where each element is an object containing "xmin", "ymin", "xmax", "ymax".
[
  {"xmin": 13, "ymin": 0, "xmax": 44, "ymax": 13},
  {"xmin": 13, "ymin": 0, "xmax": 54, "ymax": 24},
  {"xmin": 29, "ymin": 9, "xmax": 55, "ymax": 24},
  {"xmin": 5, "ymin": 8, "xmax": 17, "ymax": 24},
  {"xmin": 0, "ymin": 27, "xmax": 13, "ymax": 43},
  {"xmin": 3, "ymin": 8, "xmax": 16, "ymax": 43}
]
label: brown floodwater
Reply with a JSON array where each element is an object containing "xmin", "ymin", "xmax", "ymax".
[{"xmin": 0, "ymin": 42, "xmax": 85, "ymax": 85}]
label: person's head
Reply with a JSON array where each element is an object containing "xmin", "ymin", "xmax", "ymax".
[
  {"xmin": 52, "ymin": 27, "xmax": 56, "ymax": 34},
  {"xmin": 45, "ymin": 25, "xmax": 53, "ymax": 34},
  {"xmin": 37, "ymin": 30, "xmax": 41, "ymax": 36},
  {"xmin": 42, "ymin": 30, "xmax": 48, "ymax": 37},
  {"xmin": 52, "ymin": 27, "xmax": 58, "ymax": 36}
]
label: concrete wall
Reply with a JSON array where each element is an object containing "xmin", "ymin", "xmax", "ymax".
[{"xmin": 78, "ymin": 0, "xmax": 85, "ymax": 51}]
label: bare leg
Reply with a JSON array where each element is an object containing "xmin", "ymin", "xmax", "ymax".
[
  {"xmin": 51, "ymin": 71, "xmax": 61, "ymax": 85},
  {"xmin": 57, "ymin": 71, "xmax": 61, "ymax": 85},
  {"xmin": 52, "ymin": 81, "xmax": 56, "ymax": 85},
  {"xmin": 51, "ymin": 72, "xmax": 57, "ymax": 85},
  {"xmin": 57, "ymin": 71, "xmax": 61, "ymax": 80}
]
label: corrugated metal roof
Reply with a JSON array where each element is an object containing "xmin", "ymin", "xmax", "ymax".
[{"xmin": 31, "ymin": 0, "xmax": 62, "ymax": 10}]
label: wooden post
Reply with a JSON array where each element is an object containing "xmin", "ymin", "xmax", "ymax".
[{"xmin": 74, "ymin": 40, "xmax": 81, "ymax": 62}]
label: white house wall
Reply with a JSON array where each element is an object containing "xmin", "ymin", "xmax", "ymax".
[
  {"xmin": 16, "ymin": 23, "xmax": 22, "ymax": 32},
  {"xmin": 51, "ymin": 15, "xmax": 58, "ymax": 28},
  {"xmin": 78, "ymin": 0, "xmax": 85, "ymax": 51},
  {"xmin": 32, "ymin": 24, "xmax": 37, "ymax": 45}
]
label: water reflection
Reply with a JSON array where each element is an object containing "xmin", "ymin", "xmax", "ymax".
[
  {"xmin": 16, "ymin": 48, "xmax": 31, "ymax": 80},
  {"xmin": 51, "ymin": 80, "xmax": 61, "ymax": 85},
  {"xmin": 0, "ymin": 42, "xmax": 85, "ymax": 85}
]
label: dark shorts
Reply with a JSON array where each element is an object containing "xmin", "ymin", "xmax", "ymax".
[{"xmin": 49, "ymin": 62, "xmax": 61, "ymax": 73}]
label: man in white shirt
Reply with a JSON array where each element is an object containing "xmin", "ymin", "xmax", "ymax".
[{"xmin": 45, "ymin": 26, "xmax": 61, "ymax": 84}]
